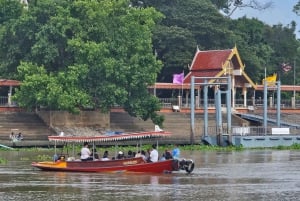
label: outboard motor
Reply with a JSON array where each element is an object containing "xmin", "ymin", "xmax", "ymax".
[{"xmin": 178, "ymin": 159, "xmax": 195, "ymax": 173}]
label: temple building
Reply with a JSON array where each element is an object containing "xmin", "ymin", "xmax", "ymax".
[
  {"xmin": 151, "ymin": 46, "xmax": 256, "ymax": 109},
  {"xmin": 184, "ymin": 46, "xmax": 256, "ymax": 108}
]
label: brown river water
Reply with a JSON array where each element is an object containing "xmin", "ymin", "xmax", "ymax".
[{"xmin": 0, "ymin": 149, "xmax": 299, "ymax": 201}]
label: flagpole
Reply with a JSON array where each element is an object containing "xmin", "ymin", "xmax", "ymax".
[
  {"xmin": 264, "ymin": 67, "xmax": 266, "ymax": 80},
  {"xmin": 294, "ymin": 59, "xmax": 296, "ymax": 98},
  {"xmin": 181, "ymin": 70, "xmax": 184, "ymax": 98}
]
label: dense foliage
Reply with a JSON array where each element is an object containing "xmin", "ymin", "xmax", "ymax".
[
  {"xmin": 137, "ymin": 0, "xmax": 300, "ymax": 85},
  {"xmin": 0, "ymin": 0, "xmax": 164, "ymax": 125}
]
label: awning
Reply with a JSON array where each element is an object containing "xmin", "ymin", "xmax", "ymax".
[{"xmin": 48, "ymin": 131, "xmax": 171, "ymax": 143}]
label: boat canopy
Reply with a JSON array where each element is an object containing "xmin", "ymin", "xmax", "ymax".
[{"xmin": 48, "ymin": 131, "xmax": 171, "ymax": 143}]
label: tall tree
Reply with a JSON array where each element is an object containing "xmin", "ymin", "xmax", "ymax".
[
  {"xmin": 228, "ymin": 17, "xmax": 275, "ymax": 83},
  {"xmin": 210, "ymin": 0, "xmax": 273, "ymax": 17},
  {"xmin": 1, "ymin": 0, "xmax": 165, "ymax": 125},
  {"xmin": 293, "ymin": 0, "xmax": 300, "ymax": 15},
  {"xmin": 137, "ymin": 0, "xmax": 233, "ymax": 83}
]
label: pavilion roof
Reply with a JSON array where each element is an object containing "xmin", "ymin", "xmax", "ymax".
[
  {"xmin": 0, "ymin": 79, "xmax": 20, "ymax": 86},
  {"xmin": 183, "ymin": 46, "xmax": 256, "ymax": 89}
]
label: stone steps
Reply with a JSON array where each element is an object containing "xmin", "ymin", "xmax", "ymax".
[{"xmin": 0, "ymin": 112, "xmax": 55, "ymax": 141}]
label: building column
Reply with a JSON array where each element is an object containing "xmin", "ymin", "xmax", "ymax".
[
  {"xmin": 177, "ymin": 96, "xmax": 182, "ymax": 107},
  {"xmin": 8, "ymin": 86, "xmax": 12, "ymax": 106},
  {"xmin": 291, "ymin": 96, "xmax": 296, "ymax": 108},
  {"xmin": 243, "ymin": 87, "xmax": 247, "ymax": 107},
  {"xmin": 195, "ymin": 95, "xmax": 199, "ymax": 108},
  {"xmin": 231, "ymin": 76, "xmax": 236, "ymax": 109},
  {"xmin": 185, "ymin": 91, "xmax": 189, "ymax": 107}
]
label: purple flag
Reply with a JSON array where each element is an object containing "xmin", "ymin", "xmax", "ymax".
[{"xmin": 173, "ymin": 72, "xmax": 184, "ymax": 84}]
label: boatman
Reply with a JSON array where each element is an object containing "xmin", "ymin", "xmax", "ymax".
[{"xmin": 172, "ymin": 144, "xmax": 180, "ymax": 159}]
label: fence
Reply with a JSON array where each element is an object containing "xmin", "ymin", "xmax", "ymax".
[
  {"xmin": 159, "ymin": 97, "xmax": 300, "ymax": 109},
  {"xmin": 1, "ymin": 95, "xmax": 300, "ymax": 110},
  {"xmin": 0, "ymin": 96, "xmax": 8, "ymax": 106},
  {"xmin": 198, "ymin": 125, "xmax": 298, "ymax": 136}
]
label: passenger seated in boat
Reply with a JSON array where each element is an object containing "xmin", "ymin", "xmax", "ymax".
[
  {"xmin": 141, "ymin": 150, "xmax": 147, "ymax": 161},
  {"xmin": 127, "ymin": 150, "xmax": 134, "ymax": 158},
  {"xmin": 135, "ymin": 150, "xmax": 147, "ymax": 161},
  {"xmin": 165, "ymin": 150, "xmax": 173, "ymax": 159},
  {"xmin": 101, "ymin": 150, "xmax": 109, "ymax": 161},
  {"xmin": 135, "ymin": 151, "xmax": 141, "ymax": 158},
  {"xmin": 117, "ymin": 151, "xmax": 125, "ymax": 159},
  {"xmin": 53, "ymin": 154, "xmax": 59, "ymax": 161},
  {"xmin": 160, "ymin": 150, "xmax": 173, "ymax": 161},
  {"xmin": 147, "ymin": 144, "xmax": 158, "ymax": 163},
  {"xmin": 80, "ymin": 142, "xmax": 93, "ymax": 161},
  {"xmin": 160, "ymin": 154, "xmax": 165, "ymax": 161},
  {"xmin": 92, "ymin": 148, "xmax": 99, "ymax": 160},
  {"xmin": 53, "ymin": 154, "xmax": 65, "ymax": 162}
]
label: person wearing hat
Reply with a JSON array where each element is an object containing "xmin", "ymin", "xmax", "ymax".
[
  {"xmin": 80, "ymin": 142, "xmax": 93, "ymax": 161},
  {"xmin": 117, "ymin": 151, "xmax": 125, "ymax": 159}
]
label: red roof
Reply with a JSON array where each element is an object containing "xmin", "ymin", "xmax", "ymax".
[
  {"xmin": 0, "ymin": 79, "xmax": 20, "ymax": 86},
  {"xmin": 183, "ymin": 49, "xmax": 233, "ymax": 84},
  {"xmin": 190, "ymin": 49, "xmax": 232, "ymax": 71}
]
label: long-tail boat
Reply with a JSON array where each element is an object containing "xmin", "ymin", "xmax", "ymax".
[{"xmin": 32, "ymin": 127, "xmax": 194, "ymax": 174}]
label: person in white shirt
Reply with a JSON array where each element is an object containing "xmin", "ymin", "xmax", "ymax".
[
  {"xmin": 149, "ymin": 144, "xmax": 158, "ymax": 162},
  {"xmin": 80, "ymin": 142, "xmax": 93, "ymax": 161}
]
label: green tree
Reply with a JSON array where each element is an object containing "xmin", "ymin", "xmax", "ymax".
[
  {"xmin": 293, "ymin": 0, "xmax": 300, "ymax": 15},
  {"xmin": 263, "ymin": 23, "xmax": 300, "ymax": 85},
  {"xmin": 137, "ymin": 0, "xmax": 233, "ymax": 82},
  {"xmin": 2, "ymin": 0, "xmax": 164, "ymax": 125},
  {"xmin": 14, "ymin": 62, "xmax": 90, "ymax": 113},
  {"xmin": 228, "ymin": 17, "xmax": 275, "ymax": 83}
]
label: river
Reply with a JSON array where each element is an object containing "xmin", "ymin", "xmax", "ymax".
[{"xmin": 0, "ymin": 149, "xmax": 299, "ymax": 201}]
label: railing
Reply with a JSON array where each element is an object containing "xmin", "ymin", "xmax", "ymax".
[
  {"xmin": 198, "ymin": 126, "xmax": 298, "ymax": 136},
  {"xmin": 159, "ymin": 98, "xmax": 300, "ymax": 109},
  {"xmin": 0, "ymin": 96, "xmax": 19, "ymax": 107},
  {"xmin": 1, "ymin": 95, "xmax": 300, "ymax": 110},
  {"xmin": 0, "ymin": 96, "xmax": 8, "ymax": 106}
]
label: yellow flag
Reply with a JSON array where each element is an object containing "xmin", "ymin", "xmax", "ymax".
[{"xmin": 262, "ymin": 73, "xmax": 277, "ymax": 86}]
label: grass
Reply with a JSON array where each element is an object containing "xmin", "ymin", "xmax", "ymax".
[
  {"xmin": 2, "ymin": 143, "xmax": 300, "ymax": 154},
  {"xmin": 0, "ymin": 157, "xmax": 7, "ymax": 164}
]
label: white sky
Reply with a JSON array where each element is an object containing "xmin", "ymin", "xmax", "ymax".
[{"xmin": 230, "ymin": 0, "xmax": 299, "ymax": 39}]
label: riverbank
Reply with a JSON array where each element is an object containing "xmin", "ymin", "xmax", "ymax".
[{"xmin": 1, "ymin": 143, "xmax": 300, "ymax": 153}]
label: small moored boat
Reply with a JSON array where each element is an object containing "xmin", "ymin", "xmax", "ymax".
[{"xmin": 32, "ymin": 128, "xmax": 195, "ymax": 174}]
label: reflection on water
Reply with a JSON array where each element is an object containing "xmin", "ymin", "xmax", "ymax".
[{"xmin": 0, "ymin": 150, "xmax": 300, "ymax": 201}]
